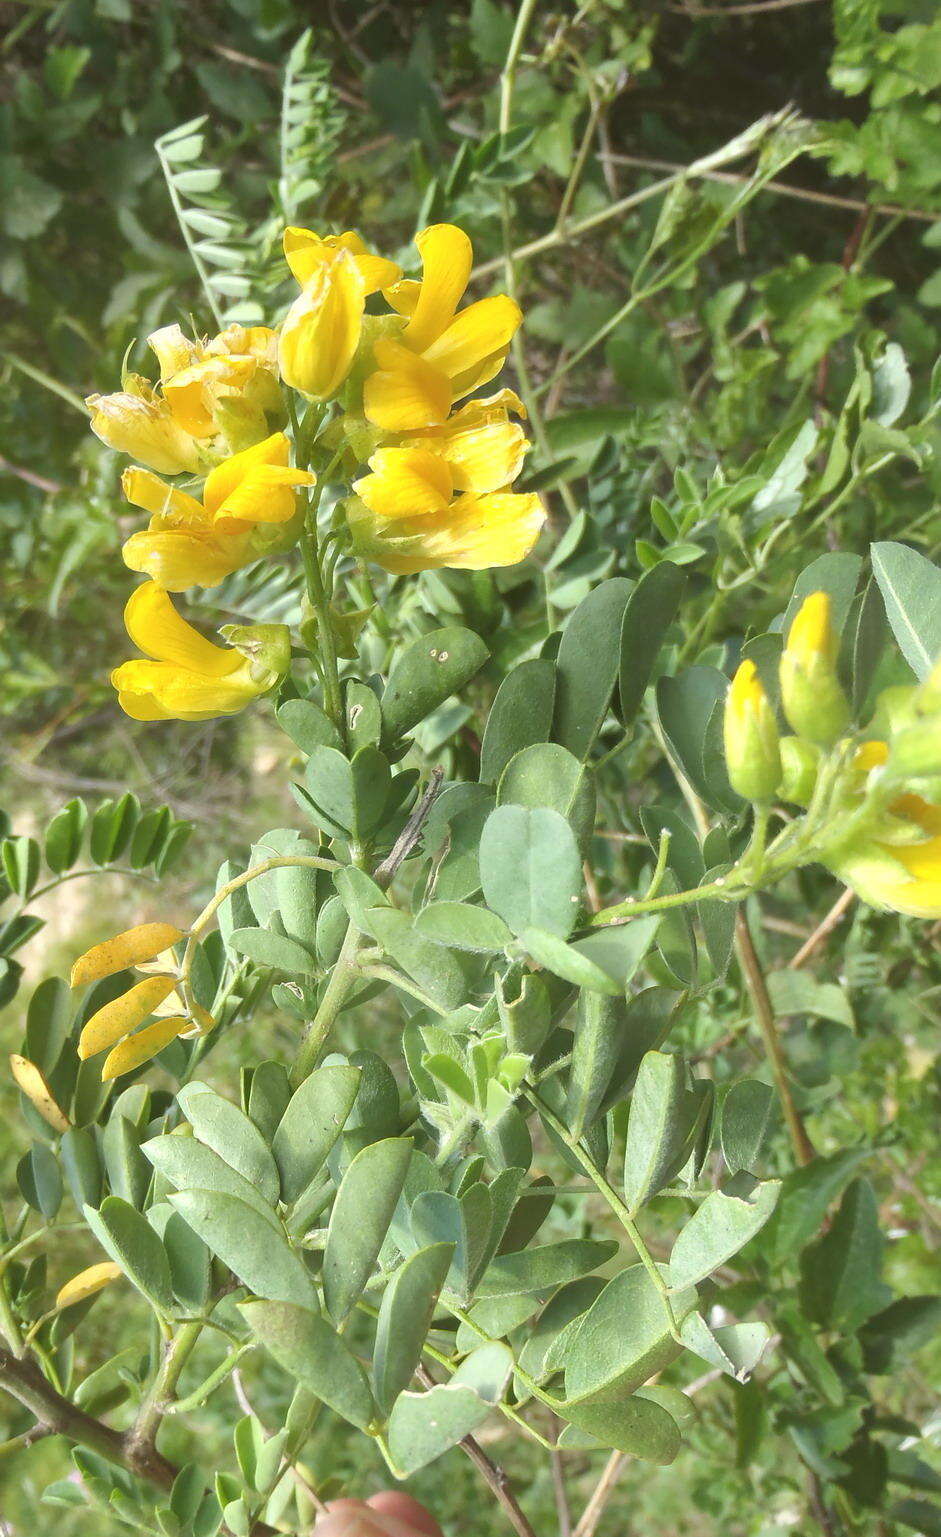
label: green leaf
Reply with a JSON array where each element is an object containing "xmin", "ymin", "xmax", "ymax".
[
  {"xmin": 169, "ymin": 1190, "xmax": 316, "ymax": 1307},
  {"xmin": 562, "ymin": 1382, "xmax": 681, "ymax": 1464},
  {"xmin": 381, "ymin": 627, "xmax": 489, "ymax": 741},
  {"xmin": 799, "ymin": 1178, "xmax": 892, "ymax": 1331},
  {"xmin": 521, "ymin": 928, "xmax": 621, "ymax": 995},
  {"xmin": 323, "ymin": 1138, "xmax": 412, "ymax": 1323},
  {"xmin": 304, "ymin": 745, "xmax": 391, "ymax": 839},
  {"xmin": 871, "ymin": 541, "xmax": 941, "ymax": 679},
  {"xmin": 669, "ymin": 1181, "xmax": 780, "ymax": 1287},
  {"xmin": 277, "ymin": 698, "xmax": 343, "ymax": 754},
  {"xmin": 17, "ymin": 1144, "xmax": 62, "ymax": 1219},
  {"xmin": 373, "ymin": 1243, "xmax": 455, "ymax": 1415},
  {"xmin": 414, "ymin": 901, "xmax": 513, "ymax": 954},
  {"xmin": 656, "ymin": 668, "xmax": 739, "ymax": 813},
  {"xmin": 410, "ymin": 1187, "xmax": 493, "ymax": 1302},
  {"xmin": 561, "ymin": 1265, "xmax": 696, "ymax": 1404},
  {"xmin": 84, "ymin": 1196, "xmax": 173, "ymax": 1314},
  {"xmin": 552, "ymin": 578, "xmax": 633, "ymax": 758},
  {"xmin": 176, "ymin": 1085, "xmax": 280, "ymax": 1205},
  {"xmin": 368, "ymin": 908, "xmax": 469, "ymax": 1010},
  {"xmin": 479, "ymin": 659, "xmax": 556, "ymax": 785},
  {"xmin": 497, "ymin": 742, "xmax": 596, "ymax": 856},
  {"xmin": 618, "ymin": 562, "xmax": 687, "ymax": 725},
  {"xmin": 228, "ymin": 927, "xmax": 317, "ymax": 975},
  {"xmin": 765, "ymin": 1147, "xmax": 870, "ymax": 1262},
  {"xmin": 141, "ymin": 1135, "xmax": 280, "ymax": 1227},
  {"xmin": 387, "ymin": 1344, "xmax": 512, "ymax": 1475},
  {"xmin": 720, "ymin": 1080, "xmax": 780, "ymax": 1173},
  {"xmin": 623, "ymin": 1052, "xmax": 710, "ymax": 1212},
  {"xmin": 271, "ymin": 1065, "xmax": 361, "ymax": 1203},
  {"xmin": 566, "ymin": 993, "xmax": 628, "ymax": 1139},
  {"xmin": 475, "ymin": 1238, "xmax": 618, "ymax": 1298},
  {"xmin": 480, "ymin": 805, "xmax": 582, "ymax": 939},
  {"xmin": 569, "ymin": 917, "xmax": 661, "ymax": 989},
  {"xmin": 43, "ymin": 799, "xmax": 88, "ymax": 874},
  {"xmin": 240, "ymin": 1300, "xmax": 374, "ymax": 1429}
]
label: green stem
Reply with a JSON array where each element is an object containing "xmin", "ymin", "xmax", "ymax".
[
  {"xmin": 169, "ymin": 1342, "xmax": 253, "ymax": 1416},
  {"xmin": 128, "ymin": 1319, "xmax": 204, "ymax": 1457},
  {"xmin": 523, "ymin": 1087, "xmax": 682, "ymax": 1339},
  {"xmin": 291, "ymin": 921, "xmax": 363, "ymax": 1088}
]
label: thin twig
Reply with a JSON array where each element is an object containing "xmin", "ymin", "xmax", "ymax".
[
  {"xmin": 736, "ymin": 910, "xmax": 815, "ymax": 1166},
  {"xmin": 572, "ymin": 1450, "xmax": 625, "ymax": 1537},
  {"xmin": 788, "ymin": 888, "xmax": 854, "ymax": 969},
  {"xmin": 415, "ymin": 1366, "xmax": 536, "ymax": 1537},
  {"xmin": 551, "ymin": 1435, "xmax": 573, "ymax": 1537},
  {"xmin": 375, "ymin": 768, "xmax": 444, "ymax": 885},
  {"xmin": 607, "ymin": 153, "xmax": 939, "ymax": 225},
  {"xmin": 670, "ymin": 0, "xmax": 825, "ymax": 13},
  {"xmin": 0, "ymin": 456, "xmax": 62, "ymax": 495}
]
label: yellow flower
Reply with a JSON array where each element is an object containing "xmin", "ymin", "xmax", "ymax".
[
  {"xmin": 779, "ymin": 591, "xmax": 850, "ymax": 745},
  {"xmin": 87, "ymin": 375, "xmax": 203, "ymax": 476},
  {"xmin": 349, "ymin": 385, "xmax": 543, "ymax": 572},
  {"xmin": 111, "ymin": 580, "xmax": 291, "ymax": 721},
  {"xmin": 723, "ymin": 660, "xmax": 782, "ymax": 803},
  {"xmin": 279, "ymin": 228, "xmax": 402, "ymax": 400},
  {"xmin": 87, "ymin": 323, "xmax": 281, "ymax": 473},
  {"xmin": 363, "ymin": 224, "xmax": 522, "ymax": 431},
  {"xmin": 121, "ymin": 432, "xmax": 314, "ymax": 590},
  {"xmin": 55, "ymin": 1262, "xmax": 123, "ymax": 1311}
]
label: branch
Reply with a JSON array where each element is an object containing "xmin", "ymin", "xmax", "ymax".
[
  {"xmin": 0, "ymin": 1346, "xmax": 176, "ymax": 1491},
  {"xmin": 735, "ymin": 909, "xmax": 815, "ymax": 1166},
  {"xmin": 415, "ymin": 1366, "xmax": 536, "ymax": 1537}
]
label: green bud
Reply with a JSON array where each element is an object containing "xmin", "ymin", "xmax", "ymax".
[{"xmin": 778, "ymin": 736, "xmax": 822, "ymax": 806}]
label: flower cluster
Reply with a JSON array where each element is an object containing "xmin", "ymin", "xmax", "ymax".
[
  {"xmin": 724, "ymin": 590, "xmax": 941, "ymax": 918},
  {"xmin": 90, "ymin": 222, "xmax": 544, "ymax": 723}
]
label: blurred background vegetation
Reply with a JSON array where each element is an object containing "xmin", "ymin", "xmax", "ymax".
[{"xmin": 2, "ymin": 0, "xmax": 941, "ymax": 1532}]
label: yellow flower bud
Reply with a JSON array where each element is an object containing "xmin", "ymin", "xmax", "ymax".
[
  {"xmin": 278, "ymin": 247, "xmax": 368, "ymax": 400},
  {"xmin": 779, "ymin": 592, "xmax": 850, "ymax": 745},
  {"xmin": 723, "ymin": 661, "xmax": 782, "ymax": 802}
]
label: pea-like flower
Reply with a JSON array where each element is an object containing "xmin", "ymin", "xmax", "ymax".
[
  {"xmin": 87, "ymin": 323, "xmax": 281, "ymax": 474},
  {"xmin": 111, "ymin": 580, "xmax": 291, "ymax": 722},
  {"xmin": 121, "ymin": 432, "xmax": 314, "ymax": 590},
  {"xmin": 363, "ymin": 224, "xmax": 522, "ymax": 431},
  {"xmin": 348, "ymin": 390, "xmax": 544, "ymax": 573},
  {"xmin": 278, "ymin": 228, "xmax": 402, "ymax": 399}
]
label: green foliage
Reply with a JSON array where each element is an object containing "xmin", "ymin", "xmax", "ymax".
[{"xmin": 3, "ymin": 3, "xmax": 941, "ymax": 1537}]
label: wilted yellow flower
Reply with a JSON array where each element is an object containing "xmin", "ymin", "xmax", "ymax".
[
  {"xmin": 723, "ymin": 660, "xmax": 782, "ymax": 803},
  {"xmin": 87, "ymin": 375, "xmax": 204, "ymax": 476},
  {"xmin": 55, "ymin": 1262, "xmax": 122, "ymax": 1311},
  {"xmin": 9, "ymin": 1054, "xmax": 70, "ymax": 1133},
  {"xmin": 363, "ymin": 224, "xmax": 522, "ymax": 431},
  {"xmin": 111, "ymin": 580, "xmax": 291, "ymax": 721},
  {"xmin": 279, "ymin": 228, "xmax": 402, "ymax": 400},
  {"xmin": 121, "ymin": 432, "xmax": 314, "ymax": 590},
  {"xmin": 71, "ymin": 922, "xmax": 186, "ymax": 988},
  {"xmin": 87, "ymin": 323, "xmax": 281, "ymax": 473},
  {"xmin": 779, "ymin": 591, "xmax": 850, "ymax": 745}
]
